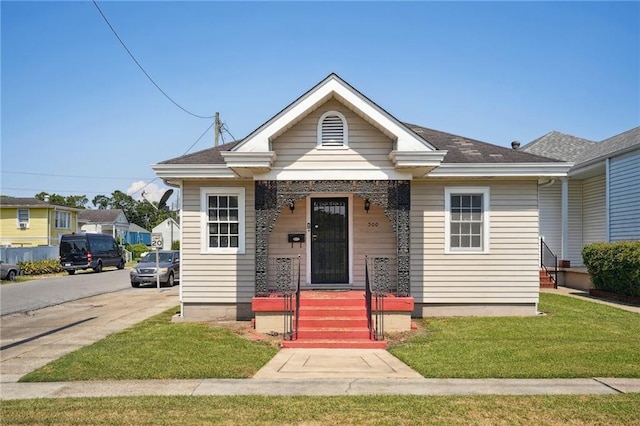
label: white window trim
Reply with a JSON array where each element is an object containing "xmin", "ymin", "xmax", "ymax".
[
  {"xmin": 17, "ymin": 209, "xmax": 29, "ymax": 229},
  {"xmin": 200, "ymin": 187, "xmax": 246, "ymax": 254},
  {"xmin": 316, "ymin": 110, "xmax": 349, "ymax": 149},
  {"xmin": 444, "ymin": 187, "xmax": 490, "ymax": 254},
  {"xmin": 55, "ymin": 210, "xmax": 72, "ymax": 229}
]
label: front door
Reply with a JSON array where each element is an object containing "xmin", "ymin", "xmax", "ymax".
[{"xmin": 311, "ymin": 197, "xmax": 349, "ymax": 284}]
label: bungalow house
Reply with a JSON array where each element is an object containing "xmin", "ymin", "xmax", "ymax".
[
  {"xmin": 152, "ymin": 218, "xmax": 180, "ymax": 250},
  {"xmin": 0, "ymin": 196, "xmax": 81, "ymax": 247},
  {"xmin": 522, "ymin": 126, "xmax": 640, "ymax": 289},
  {"xmin": 78, "ymin": 209, "xmax": 129, "ymax": 242},
  {"xmin": 124, "ymin": 223, "xmax": 152, "ymax": 246},
  {"xmin": 152, "ymin": 74, "xmax": 571, "ymax": 347}
]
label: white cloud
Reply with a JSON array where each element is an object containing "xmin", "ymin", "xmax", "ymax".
[{"xmin": 127, "ymin": 181, "xmax": 165, "ymax": 203}]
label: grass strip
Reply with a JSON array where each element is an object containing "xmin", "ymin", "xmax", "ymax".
[{"xmin": 2, "ymin": 394, "xmax": 640, "ymax": 425}]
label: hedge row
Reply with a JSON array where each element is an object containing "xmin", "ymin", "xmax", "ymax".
[
  {"xmin": 582, "ymin": 241, "xmax": 640, "ymax": 297},
  {"xmin": 17, "ymin": 259, "xmax": 64, "ymax": 276}
]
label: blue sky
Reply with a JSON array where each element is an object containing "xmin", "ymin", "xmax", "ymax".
[{"xmin": 2, "ymin": 1, "xmax": 638, "ymax": 205}]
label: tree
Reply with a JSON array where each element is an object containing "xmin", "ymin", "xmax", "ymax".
[
  {"xmin": 92, "ymin": 195, "xmax": 110, "ymax": 209},
  {"xmin": 90, "ymin": 191, "xmax": 178, "ymax": 230},
  {"xmin": 35, "ymin": 192, "xmax": 88, "ymax": 209}
]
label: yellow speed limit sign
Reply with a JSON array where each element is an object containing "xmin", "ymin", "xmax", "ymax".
[{"xmin": 151, "ymin": 233, "xmax": 164, "ymax": 248}]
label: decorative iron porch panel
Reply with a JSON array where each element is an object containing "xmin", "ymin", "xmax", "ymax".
[{"xmin": 254, "ymin": 180, "xmax": 411, "ymax": 297}]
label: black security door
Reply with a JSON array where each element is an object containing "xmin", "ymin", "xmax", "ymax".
[{"xmin": 311, "ymin": 198, "xmax": 349, "ymax": 284}]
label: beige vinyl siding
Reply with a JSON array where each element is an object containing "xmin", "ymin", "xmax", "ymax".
[
  {"xmin": 352, "ymin": 196, "xmax": 397, "ymax": 289},
  {"xmin": 411, "ymin": 180, "xmax": 540, "ymax": 304},
  {"xmin": 566, "ymin": 180, "xmax": 583, "ymax": 266},
  {"xmin": 538, "ymin": 181, "xmax": 562, "ymax": 257},
  {"xmin": 582, "ymin": 175, "xmax": 606, "ymax": 245},
  {"xmin": 271, "ymin": 99, "xmax": 394, "ymax": 170},
  {"xmin": 181, "ymin": 180, "xmax": 255, "ymax": 303},
  {"xmin": 609, "ymin": 150, "xmax": 640, "ymax": 241}
]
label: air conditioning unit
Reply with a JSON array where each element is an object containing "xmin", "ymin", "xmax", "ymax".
[{"xmin": 18, "ymin": 221, "xmax": 28, "ymax": 229}]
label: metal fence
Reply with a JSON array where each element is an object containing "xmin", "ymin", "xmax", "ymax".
[{"xmin": 1, "ymin": 246, "xmax": 59, "ymax": 264}]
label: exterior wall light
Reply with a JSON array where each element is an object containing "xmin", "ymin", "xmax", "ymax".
[{"xmin": 364, "ymin": 199, "xmax": 371, "ymax": 213}]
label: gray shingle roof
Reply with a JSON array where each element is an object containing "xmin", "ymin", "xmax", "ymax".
[
  {"xmin": 522, "ymin": 127, "xmax": 640, "ymax": 166},
  {"xmin": 158, "ymin": 125, "xmax": 559, "ymax": 166},
  {"xmin": 405, "ymin": 124, "xmax": 558, "ymax": 163},
  {"xmin": 158, "ymin": 141, "xmax": 241, "ymax": 165},
  {"xmin": 576, "ymin": 126, "xmax": 640, "ymax": 164},
  {"xmin": 0, "ymin": 196, "xmax": 77, "ymax": 210},
  {"xmin": 78, "ymin": 209, "xmax": 127, "ymax": 224},
  {"xmin": 521, "ymin": 131, "xmax": 597, "ymax": 162}
]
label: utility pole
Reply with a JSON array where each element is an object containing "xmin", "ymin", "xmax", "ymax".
[{"xmin": 214, "ymin": 112, "xmax": 221, "ymax": 147}]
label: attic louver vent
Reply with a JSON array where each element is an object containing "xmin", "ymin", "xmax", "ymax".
[{"xmin": 321, "ymin": 115, "xmax": 344, "ymax": 146}]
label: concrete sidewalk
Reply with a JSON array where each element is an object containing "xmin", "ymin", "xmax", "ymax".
[{"xmin": 2, "ymin": 377, "xmax": 640, "ymax": 400}]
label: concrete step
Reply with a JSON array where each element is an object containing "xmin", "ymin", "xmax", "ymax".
[
  {"xmin": 297, "ymin": 328, "xmax": 371, "ymax": 340},
  {"xmin": 281, "ymin": 339, "xmax": 387, "ymax": 349},
  {"xmin": 297, "ymin": 316, "xmax": 369, "ymax": 328}
]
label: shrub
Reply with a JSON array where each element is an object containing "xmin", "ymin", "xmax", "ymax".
[
  {"xmin": 582, "ymin": 241, "xmax": 640, "ymax": 297},
  {"xmin": 171, "ymin": 240, "xmax": 180, "ymax": 250},
  {"xmin": 126, "ymin": 243, "xmax": 150, "ymax": 260},
  {"xmin": 18, "ymin": 259, "xmax": 64, "ymax": 276}
]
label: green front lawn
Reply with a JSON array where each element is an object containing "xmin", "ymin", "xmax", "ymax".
[
  {"xmin": 3, "ymin": 394, "xmax": 640, "ymax": 425},
  {"xmin": 19, "ymin": 308, "xmax": 278, "ymax": 382},
  {"xmin": 389, "ymin": 293, "xmax": 640, "ymax": 378},
  {"xmin": 19, "ymin": 293, "xmax": 640, "ymax": 382}
]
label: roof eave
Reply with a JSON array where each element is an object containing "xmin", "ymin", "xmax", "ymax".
[
  {"xmin": 426, "ymin": 163, "xmax": 574, "ymax": 178},
  {"xmin": 151, "ymin": 163, "xmax": 237, "ymax": 179}
]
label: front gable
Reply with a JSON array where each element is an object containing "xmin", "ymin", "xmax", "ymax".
[
  {"xmin": 221, "ymin": 73, "xmax": 446, "ymax": 179},
  {"xmin": 258, "ymin": 97, "xmax": 415, "ymax": 180}
]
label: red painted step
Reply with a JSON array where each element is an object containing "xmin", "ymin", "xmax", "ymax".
[
  {"xmin": 282, "ymin": 339, "xmax": 387, "ymax": 349},
  {"xmin": 282, "ymin": 290, "xmax": 386, "ymax": 349},
  {"xmin": 539, "ymin": 269, "xmax": 556, "ymax": 288}
]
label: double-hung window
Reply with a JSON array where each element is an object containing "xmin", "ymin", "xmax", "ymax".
[
  {"xmin": 55, "ymin": 211, "xmax": 71, "ymax": 229},
  {"xmin": 17, "ymin": 209, "xmax": 29, "ymax": 228},
  {"xmin": 201, "ymin": 187, "xmax": 245, "ymax": 254},
  {"xmin": 445, "ymin": 187, "xmax": 490, "ymax": 253}
]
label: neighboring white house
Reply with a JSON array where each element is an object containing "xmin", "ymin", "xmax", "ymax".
[
  {"xmin": 523, "ymin": 127, "xmax": 640, "ymax": 267},
  {"xmin": 152, "ymin": 218, "xmax": 180, "ymax": 250},
  {"xmin": 152, "ymin": 74, "xmax": 571, "ymax": 331},
  {"xmin": 78, "ymin": 209, "xmax": 130, "ymax": 242}
]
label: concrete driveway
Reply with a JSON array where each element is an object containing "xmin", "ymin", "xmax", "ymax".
[{"xmin": 0, "ymin": 286, "xmax": 179, "ymax": 383}]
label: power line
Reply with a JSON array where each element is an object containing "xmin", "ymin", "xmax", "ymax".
[
  {"xmin": 1, "ymin": 187, "xmax": 129, "ymax": 195},
  {"xmin": 182, "ymin": 122, "xmax": 215, "ymax": 156},
  {"xmin": 92, "ymin": 0, "xmax": 214, "ymax": 120},
  {"xmin": 1, "ymin": 171, "xmax": 154, "ymax": 180}
]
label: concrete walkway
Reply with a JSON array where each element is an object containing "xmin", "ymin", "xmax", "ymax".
[
  {"xmin": 1, "ymin": 285, "xmax": 639, "ymax": 400},
  {"xmin": 542, "ymin": 286, "xmax": 640, "ymax": 314}
]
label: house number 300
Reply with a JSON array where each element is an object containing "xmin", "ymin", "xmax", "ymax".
[{"xmin": 368, "ymin": 222, "xmax": 379, "ymax": 227}]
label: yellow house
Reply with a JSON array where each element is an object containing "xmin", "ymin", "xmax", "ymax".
[{"xmin": 0, "ymin": 196, "xmax": 81, "ymax": 247}]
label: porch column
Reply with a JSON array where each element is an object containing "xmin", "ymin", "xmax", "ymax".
[{"xmin": 396, "ymin": 181, "xmax": 411, "ymax": 296}]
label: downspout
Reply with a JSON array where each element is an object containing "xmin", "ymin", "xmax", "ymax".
[
  {"xmin": 605, "ymin": 158, "xmax": 610, "ymax": 242},
  {"xmin": 48, "ymin": 209, "xmax": 52, "ymax": 246},
  {"xmin": 561, "ymin": 178, "xmax": 569, "ymax": 262},
  {"xmin": 178, "ymin": 181, "xmax": 184, "ymax": 317}
]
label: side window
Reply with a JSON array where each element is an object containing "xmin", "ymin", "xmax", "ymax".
[
  {"xmin": 445, "ymin": 187, "xmax": 490, "ymax": 254},
  {"xmin": 317, "ymin": 111, "xmax": 348, "ymax": 148},
  {"xmin": 17, "ymin": 209, "xmax": 29, "ymax": 228},
  {"xmin": 54, "ymin": 211, "xmax": 71, "ymax": 229},
  {"xmin": 201, "ymin": 187, "xmax": 245, "ymax": 254}
]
